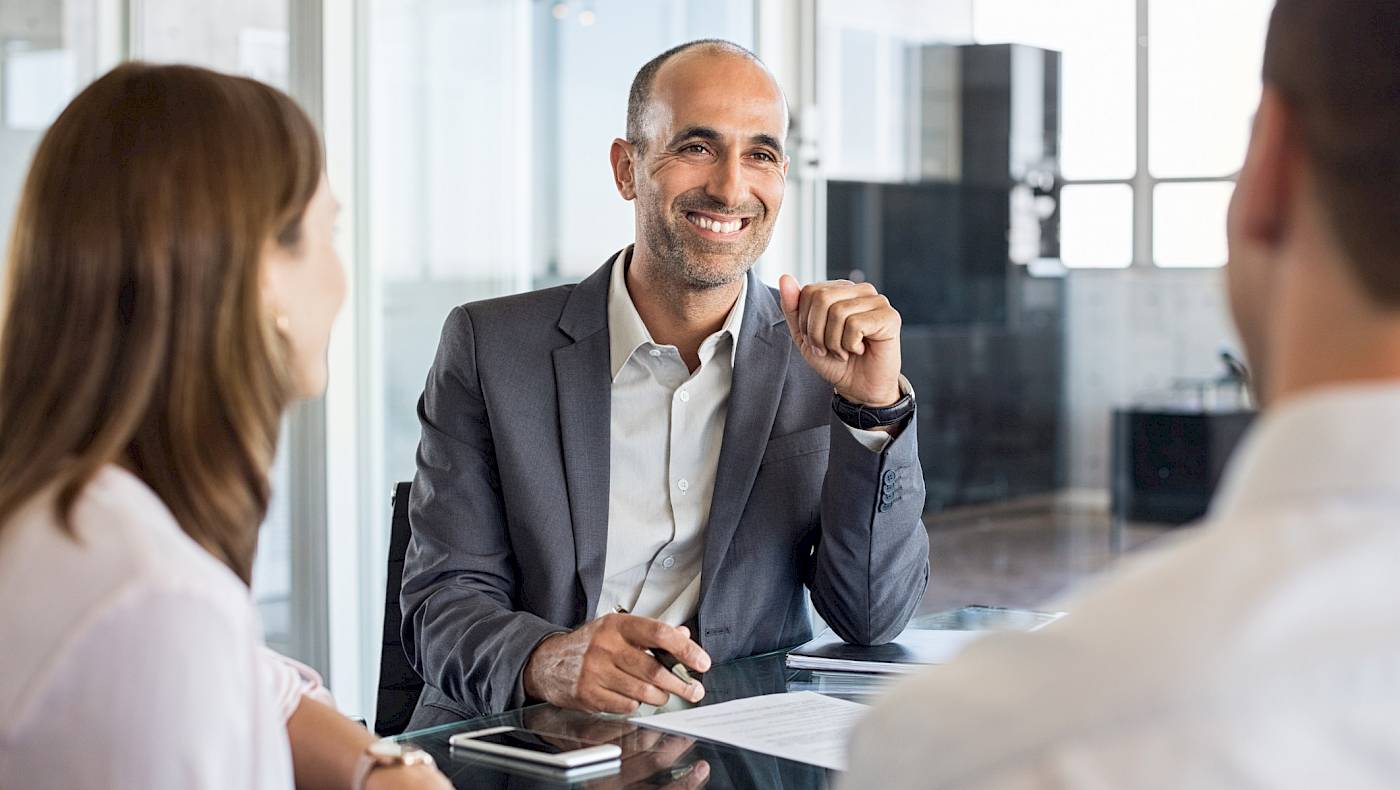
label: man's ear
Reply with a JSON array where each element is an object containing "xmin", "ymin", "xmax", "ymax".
[
  {"xmin": 1234, "ymin": 87, "xmax": 1297, "ymax": 250},
  {"xmin": 610, "ymin": 138, "xmax": 637, "ymax": 201}
]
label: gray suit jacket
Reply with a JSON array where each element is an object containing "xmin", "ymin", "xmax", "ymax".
[{"xmin": 401, "ymin": 254, "xmax": 930, "ymax": 725}]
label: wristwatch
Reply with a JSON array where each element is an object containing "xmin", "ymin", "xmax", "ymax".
[
  {"xmin": 351, "ymin": 739, "xmax": 435, "ymax": 790},
  {"xmin": 832, "ymin": 376, "xmax": 916, "ymax": 430}
]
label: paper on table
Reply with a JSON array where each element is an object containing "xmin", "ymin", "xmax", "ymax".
[{"xmin": 631, "ymin": 691, "xmax": 867, "ymax": 771}]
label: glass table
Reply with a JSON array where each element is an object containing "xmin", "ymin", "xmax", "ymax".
[{"xmin": 395, "ymin": 607, "xmax": 1053, "ymax": 789}]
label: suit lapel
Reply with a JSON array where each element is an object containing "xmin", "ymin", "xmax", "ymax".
[
  {"xmin": 554, "ymin": 255, "xmax": 617, "ymax": 619},
  {"xmin": 700, "ymin": 272, "xmax": 791, "ymax": 604}
]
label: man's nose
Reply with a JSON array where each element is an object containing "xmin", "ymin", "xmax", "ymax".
[{"xmin": 704, "ymin": 151, "xmax": 747, "ymax": 210}]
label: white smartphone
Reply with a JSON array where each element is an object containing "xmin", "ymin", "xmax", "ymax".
[{"xmin": 448, "ymin": 726, "xmax": 622, "ymax": 769}]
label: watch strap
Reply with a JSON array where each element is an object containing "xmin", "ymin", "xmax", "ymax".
[{"xmin": 832, "ymin": 377, "xmax": 916, "ymax": 429}]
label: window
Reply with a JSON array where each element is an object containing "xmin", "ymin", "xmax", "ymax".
[
  {"xmin": 0, "ymin": 0, "xmax": 109, "ymax": 267},
  {"xmin": 127, "ymin": 0, "xmax": 305, "ymax": 659},
  {"xmin": 820, "ymin": 0, "xmax": 1273, "ymax": 268}
]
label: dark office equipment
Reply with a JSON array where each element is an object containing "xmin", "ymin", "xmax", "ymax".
[
  {"xmin": 827, "ymin": 44, "xmax": 1064, "ymax": 511},
  {"xmin": 375, "ymin": 481, "xmax": 425, "ymax": 737},
  {"xmin": 1110, "ymin": 410, "xmax": 1255, "ymax": 524}
]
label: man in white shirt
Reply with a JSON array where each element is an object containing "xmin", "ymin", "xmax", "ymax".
[
  {"xmin": 844, "ymin": 1, "xmax": 1400, "ymax": 787},
  {"xmin": 402, "ymin": 39, "xmax": 930, "ymax": 725}
]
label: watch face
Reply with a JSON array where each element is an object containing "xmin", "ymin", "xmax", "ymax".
[{"xmin": 370, "ymin": 740, "xmax": 404, "ymax": 759}]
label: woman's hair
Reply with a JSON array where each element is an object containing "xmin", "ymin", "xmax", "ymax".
[{"xmin": 0, "ymin": 63, "xmax": 323, "ymax": 584}]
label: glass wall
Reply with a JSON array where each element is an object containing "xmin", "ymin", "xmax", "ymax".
[
  {"xmin": 816, "ymin": 0, "xmax": 1273, "ymax": 612},
  {"xmin": 365, "ymin": 0, "xmax": 756, "ymax": 512},
  {"xmin": 0, "ymin": 0, "xmax": 106, "ymax": 261}
]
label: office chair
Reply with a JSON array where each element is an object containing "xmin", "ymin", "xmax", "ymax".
[{"xmin": 374, "ymin": 481, "xmax": 425, "ymax": 737}]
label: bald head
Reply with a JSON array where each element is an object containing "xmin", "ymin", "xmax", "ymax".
[{"xmin": 626, "ymin": 39, "xmax": 787, "ymax": 153}]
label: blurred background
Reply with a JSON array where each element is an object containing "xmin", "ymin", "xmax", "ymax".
[{"xmin": 0, "ymin": 0, "xmax": 1269, "ymax": 725}]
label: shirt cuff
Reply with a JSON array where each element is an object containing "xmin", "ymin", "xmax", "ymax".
[
  {"xmin": 260, "ymin": 646, "xmax": 335, "ymax": 721},
  {"xmin": 844, "ymin": 423, "xmax": 893, "ymax": 453}
]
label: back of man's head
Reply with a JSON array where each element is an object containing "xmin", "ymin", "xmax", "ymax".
[{"xmin": 1263, "ymin": 0, "xmax": 1400, "ymax": 304}]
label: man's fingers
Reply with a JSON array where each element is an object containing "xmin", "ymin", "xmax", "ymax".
[
  {"xmin": 826, "ymin": 295, "xmax": 891, "ymax": 356},
  {"xmin": 617, "ymin": 649, "xmax": 705, "ymax": 703},
  {"xmin": 585, "ymin": 684, "xmax": 645, "ymax": 715},
  {"xmin": 796, "ymin": 282, "xmax": 854, "ymax": 351},
  {"xmin": 599, "ymin": 665, "xmax": 670, "ymax": 708},
  {"xmin": 659, "ymin": 760, "xmax": 711, "ymax": 790},
  {"xmin": 650, "ymin": 733, "xmax": 698, "ymax": 765},
  {"xmin": 803, "ymin": 282, "xmax": 874, "ymax": 357},
  {"xmin": 619, "ymin": 617, "xmax": 712, "ymax": 673},
  {"xmin": 778, "ymin": 274, "xmax": 802, "ymax": 341}
]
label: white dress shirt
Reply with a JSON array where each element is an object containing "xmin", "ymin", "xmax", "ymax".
[
  {"xmin": 845, "ymin": 382, "xmax": 1400, "ymax": 790},
  {"xmin": 0, "ymin": 465, "xmax": 329, "ymax": 790},
  {"xmin": 597, "ymin": 248, "xmax": 890, "ymax": 625}
]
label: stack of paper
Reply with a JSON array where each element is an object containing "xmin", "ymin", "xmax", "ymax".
[{"xmin": 784, "ymin": 628, "xmax": 987, "ymax": 674}]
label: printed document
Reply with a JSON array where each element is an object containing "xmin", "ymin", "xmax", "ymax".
[{"xmin": 632, "ymin": 691, "xmax": 867, "ymax": 771}]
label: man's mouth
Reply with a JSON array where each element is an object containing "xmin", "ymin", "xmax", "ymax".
[{"xmin": 684, "ymin": 210, "xmax": 752, "ymax": 238}]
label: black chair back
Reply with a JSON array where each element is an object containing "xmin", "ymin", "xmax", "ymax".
[{"xmin": 374, "ymin": 481, "xmax": 425, "ymax": 736}]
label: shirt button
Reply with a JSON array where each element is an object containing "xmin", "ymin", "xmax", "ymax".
[
  {"xmin": 649, "ymin": 349, "xmax": 662, "ymax": 357},
  {"xmin": 661, "ymin": 556, "xmax": 676, "ymax": 569},
  {"xmin": 679, "ymin": 390, "xmax": 691, "ymax": 402},
  {"xmin": 677, "ymin": 479, "xmax": 690, "ymax": 493}
]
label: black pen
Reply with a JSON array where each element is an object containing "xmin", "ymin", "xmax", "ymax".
[{"xmin": 612, "ymin": 605, "xmax": 698, "ymax": 683}]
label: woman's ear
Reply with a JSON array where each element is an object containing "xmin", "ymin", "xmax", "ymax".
[{"xmin": 259, "ymin": 239, "xmax": 293, "ymax": 337}]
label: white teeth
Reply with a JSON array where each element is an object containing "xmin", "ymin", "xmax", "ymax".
[{"xmin": 690, "ymin": 213, "xmax": 742, "ymax": 233}]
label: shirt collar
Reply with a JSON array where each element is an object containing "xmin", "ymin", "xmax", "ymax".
[
  {"xmin": 606, "ymin": 245, "xmax": 747, "ymax": 380},
  {"xmin": 1210, "ymin": 381, "xmax": 1400, "ymax": 522}
]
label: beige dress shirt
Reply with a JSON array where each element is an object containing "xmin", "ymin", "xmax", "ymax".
[
  {"xmin": 598, "ymin": 247, "xmax": 890, "ymax": 625},
  {"xmin": 844, "ymin": 382, "xmax": 1400, "ymax": 790}
]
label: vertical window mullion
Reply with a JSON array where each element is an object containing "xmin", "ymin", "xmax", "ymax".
[{"xmin": 1133, "ymin": 0, "xmax": 1153, "ymax": 268}]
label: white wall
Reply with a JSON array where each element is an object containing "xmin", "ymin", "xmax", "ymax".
[{"xmin": 1063, "ymin": 266, "xmax": 1241, "ymax": 490}]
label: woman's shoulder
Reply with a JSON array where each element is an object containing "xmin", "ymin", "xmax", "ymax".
[
  {"xmin": 69, "ymin": 465, "xmax": 247, "ymax": 595},
  {"xmin": 0, "ymin": 465, "xmax": 257, "ymax": 729}
]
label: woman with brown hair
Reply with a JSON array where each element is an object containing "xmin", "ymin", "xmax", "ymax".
[{"xmin": 0, "ymin": 64, "xmax": 448, "ymax": 789}]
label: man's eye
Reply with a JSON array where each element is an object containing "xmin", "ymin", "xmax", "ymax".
[
  {"xmin": 752, "ymin": 151, "xmax": 776, "ymax": 162},
  {"xmin": 683, "ymin": 144, "xmax": 709, "ymax": 154}
]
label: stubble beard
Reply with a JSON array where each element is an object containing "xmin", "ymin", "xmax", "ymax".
[{"xmin": 636, "ymin": 189, "xmax": 775, "ymax": 297}]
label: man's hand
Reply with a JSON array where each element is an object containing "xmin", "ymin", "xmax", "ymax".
[
  {"xmin": 522, "ymin": 613, "xmax": 711, "ymax": 714},
  {"xmin": 779, "ymin": 275, "xmax": 903, "ymax": 407}
]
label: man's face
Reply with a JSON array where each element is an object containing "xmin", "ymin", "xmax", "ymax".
[{"xmin": 627, "ymin": 51, "xmax": 789, "ymax": 290}]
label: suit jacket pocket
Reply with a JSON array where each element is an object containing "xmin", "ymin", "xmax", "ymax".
[{"xmin": 760, "ymin": 425, "xmax": 830, "ymax": 466}]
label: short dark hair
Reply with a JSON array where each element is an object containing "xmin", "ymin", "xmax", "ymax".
[
  {"xmin": 1263, "ymin": 0, "xmax": 1400, "ymax": 304},
  {"xmin": 626, "ymin": 39, "xmax": 767, "ymax": 152}
]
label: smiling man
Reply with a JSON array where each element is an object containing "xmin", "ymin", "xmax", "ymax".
[{"xmin": 400, "ymin": 39, "xmax": 929, "ymax": 726}]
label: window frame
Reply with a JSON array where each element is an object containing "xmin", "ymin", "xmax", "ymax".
[{"xmin": 1062, "ymin": 0, "xmax": 1241, "ymax": 270}]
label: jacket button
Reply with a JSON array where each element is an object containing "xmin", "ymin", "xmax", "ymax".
[{"xmin": 882, "ymin": 470, "xmax": 897, "ymax": 484}]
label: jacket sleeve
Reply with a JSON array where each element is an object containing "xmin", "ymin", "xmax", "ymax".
[
  {"xmin": 399, "ymin": 305, "xmax": 566, "ymax": 715},
  {"xmin": 808, "ymin": 411, "xmax": 930, "ymax": 645}
]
